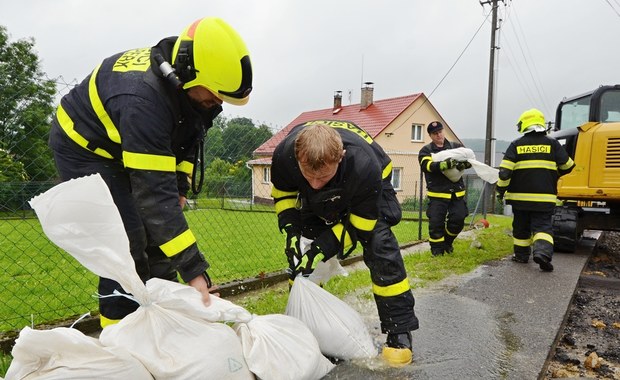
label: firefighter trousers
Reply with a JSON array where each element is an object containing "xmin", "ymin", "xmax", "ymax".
[
  {"xmin": 426, "ymin": 195, "xmax": 468, "ymax": 254},
  {"xmin": 511, "ymin": 208, "xmax": 554, "ymax": 261},
  {"xmin": 51, "ymin": 142, "xmax": 177, "ymax": 324}
]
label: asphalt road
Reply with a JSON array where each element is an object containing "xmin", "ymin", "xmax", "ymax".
[{"xmin": 323, "ymin": 236, "xmax": 594, "ymax": 379}]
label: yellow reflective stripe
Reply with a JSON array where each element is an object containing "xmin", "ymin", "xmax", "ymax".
[
  {"xmin": 382, "ymin": 161, "xmax": 392, "ymax": 180},
  {"xmin": 56, "ymin": 104, "xmax": 113, "ymax": 159},
  {"xmin": 99, "ymin": 315, "xmax": 120, "ymax": 328},
  {"xmin": 429, "ymin": 236, "xmax": 444, "ymax": 243},
  {"xmin": 350, "ymin": 213, "xmax": 376, "ymax": 232},
  {"xmin": 513, "ymin": 237, "xmax": 531, "ymax": 247},
  {"xmin": 427, "ymin": 191, "xmax": 451, "ymax": 199},
  {"xmin": 505, "ymin": 192, "xmax": 557, "ymax": 203},
  {"xmin": 274, "ymin": 198, "xmax": 296, "ymax": 214},
  {"xmin": 497, "ymin": 178, "xmax": 510, "ymax": 187},
  {"xmin": 427, "ymin": 190, "xmax": 465, "ymax": 199},
  {"xmin": 445, "ymin": 227, "xmax": 458, "ymax": 237},
  {"xmin": 533, "ymin": 232, "xmax": 554, "ymax": 245},
  {"xmin": 499, "ymin": 160, "xmax": 515, "ymax": 170},
  {"xmin": 159, "ymin": 229, "xmax": 196, "ymax": 257},
  {"xmin": 331, "ymin": 223, "xmax": 353, "ymax": 248},
  {"xmin": 421, "ymin": 156, "xmax": 432, "ymax": 172},
  {"xmin": 89, "ymin": 64, "xmax": 121, "ymax": 144},
  {"xmin": 372, "ymin": 278, "xmax": 410, "ymax": 297},
  {"xmin": 176, "ymin": 160, "xmax": 193, "ymax": 175},
  {"xmin": 559, "ymin": 157, "xmax": 575, "ymax": 170},
  {"xmin": 514, "ymin": 160, "xmax": 557, "ymax": 170},
  {"xmin": 122, "ymin": 151, "xmax": 176, "ymax": 172},
  {"xmin": 271, "ymin": 188, "xmax": 298, "ymax": 199}
]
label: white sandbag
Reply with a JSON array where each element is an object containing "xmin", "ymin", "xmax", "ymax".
[
  {"xmin": 431, "ymin": 147, "xmax": 499, "ymax": 184},
  {"xmin": 233, "ymin": 314, "xmax": 334, "ymax": 380},
  {"xmin": 5, "ymin": 326, "xmax": 152, "ymax": 380},
  {"xmin": 29, "ymin": 174, "xmax": 254, "ymax": 380},
  {"xmin": 285, "ymin": 276, "xmax": 376, "ymax": 360}
]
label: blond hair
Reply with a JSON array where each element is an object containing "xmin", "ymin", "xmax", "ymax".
[{"xmin": 294, "ymin": 124, "xmax": 344, "ymax": 171}]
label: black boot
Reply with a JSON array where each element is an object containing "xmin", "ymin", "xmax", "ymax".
[
  {"xmin": 431, "ymin": 247, "xmax": 444, "ymax": 257},
  {"xmin": 533, "ymin": 253, "xmax": 553, "ymax": 272}
]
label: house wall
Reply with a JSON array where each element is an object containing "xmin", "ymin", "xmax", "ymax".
[
  {"xmin": 251, "ymin": 164, "xmax": 273, "ymax": 203},
  {"xmin": 249, "ymin": 96, "xmax": 463, "ymax": 205},
  {"xmin": 374, "ymin": 96, "xmax": 460, "ymax": 203}
]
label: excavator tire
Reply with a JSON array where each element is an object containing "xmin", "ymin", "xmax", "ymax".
[{"xmin": 552, "ymin": 206, "xmax": 580, "ymax": 253}]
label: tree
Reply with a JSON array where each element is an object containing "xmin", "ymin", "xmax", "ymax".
[
  {"xmin": 221, "ymin": 117, "xmax": 273, "ymax": 162},
  {"xmin": 0, "ymin": 25, "xmax": 57, "ymax": 182}
]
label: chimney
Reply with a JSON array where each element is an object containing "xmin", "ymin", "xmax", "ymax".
[
  {"xmin": 360, "ymin": 82, "xmax": 374, "ymax": 110},
  {"xmin": 333, "ymin": 90, "xmax": 342, "ymax": 110}
]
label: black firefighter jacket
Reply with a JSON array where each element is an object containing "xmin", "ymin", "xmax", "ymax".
[
  {"xmin": 418, "ymin": 140, "xmax": 466, "ymax": 199},
  {"xmin": 48, "ymin": 37, "xmax": 219, "ymax": 282},
  {"xmin": 270, "ymin": 120, "xmax": 398, "ymax": 259},
  {"xmin": 497, "ymin": 131, "xmax": 575, "ymax": 212}
]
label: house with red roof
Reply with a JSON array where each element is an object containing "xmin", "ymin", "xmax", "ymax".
[{"xmin": 248, "ymin": 82, "xmax": 462, "ymax": 204}]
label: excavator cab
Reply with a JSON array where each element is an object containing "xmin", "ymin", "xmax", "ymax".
[{"xmin": 549, "ymin": 84, "xmax": 620, "ymax": 252}]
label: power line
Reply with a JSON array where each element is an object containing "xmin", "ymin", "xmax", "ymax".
[
  {"xmin": 603, "ymin": 0, "xmax": 620, "ymax": 17},
  {"xmin": 390, "ymin": 9, "xmax": 492, "ymax": 134}
]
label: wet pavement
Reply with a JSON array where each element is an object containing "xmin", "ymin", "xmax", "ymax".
[{"xmin": 323, "ymin": 236, "xmax": 595, "ymax": 379}]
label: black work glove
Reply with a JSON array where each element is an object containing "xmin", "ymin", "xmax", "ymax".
[
  {"xmin": 283, "ymin": 224, "xmax": 302, "ymax": 278},
  {"xmin": 455, "ymin": 161, "xmax": 472, "ymax": 171},
  {"xmin": 296, "ymin": 243, "xmax": 325, "ymax": 278},
  {"xmin": 496, "ymin": 189, "xmax": 505, "ymax": 201},
  {"xmin": 439, "ymin": 158, "xmax": 456, "ymax": 171}
]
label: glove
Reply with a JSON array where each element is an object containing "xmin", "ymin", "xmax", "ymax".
[
  {"xmin": 439, "ymin": 158, "xmax": 456, "ymax": 171},
  {"xmin": 496, "ymin": 190, "xmax": 505, "ymax": 201},
  {"xmin": 283, "ymin": 224, "xmax": 302, "ymax": 277},
  {"xmin": 455, "ymin": 161, "xmax": 472, "ymax": 171},
  {"xmin": 291, "ymin": 243, "xmax": 325, "ymax": 279}
]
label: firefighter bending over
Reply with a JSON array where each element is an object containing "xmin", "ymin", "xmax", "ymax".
[
  {"xmin": 271, "ymin": 121, "xmax": 419, "ymax": 367},
  {"xmin": 49, "ymin": 17, "xmax": 253, "ymax": 327}
]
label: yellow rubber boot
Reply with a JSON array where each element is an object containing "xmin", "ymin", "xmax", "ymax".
[
  {"xmin": 382, "ymin": 332, "xmax": 413, "ymax": 367},
  {"xmin": 382, "ymin": 346, "xmax": 413, "ymax": 367}
]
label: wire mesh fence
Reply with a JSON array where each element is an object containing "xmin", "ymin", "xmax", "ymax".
[{"xmin": 0, "ymin": 77, "xmax": 498, "ymax": 336}]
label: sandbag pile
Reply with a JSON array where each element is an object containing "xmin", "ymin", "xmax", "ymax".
[{"xmin": 6, "ymin": 174, "xmax": 333, "ymax": 380}]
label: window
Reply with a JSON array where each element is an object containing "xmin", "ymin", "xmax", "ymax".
[
  {"xmin": 262, "ymin": 167, "xmax": 271, "ymax": 183},
  {"xmin": 391, "ymin": 167, "xmax": 402, "ymax": 190},
  {"xmin": 411, "ymin": 124, "xmax": 423, "ymax": 141}
]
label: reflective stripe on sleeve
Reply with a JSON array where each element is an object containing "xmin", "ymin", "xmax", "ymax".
[
  {"xmin": 176, "ymin": 160, "xmax": 193, "ymax": 175},
  {"xmin": 331, "ymin": 223, "xmax": 353, "ymax": 248},
  {"xmin": 159, "ymin": 229, "xmax": 197, "ymax": 257},
  {"xmin": 122, "ymin": 151, "xmax": 176, "ymax": 172},
  {"xmin": 349, "ymin": 213, "xmax": 376, "ymax": 232}
]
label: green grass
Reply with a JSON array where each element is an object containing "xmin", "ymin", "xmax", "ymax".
[
  {"xmin": 0, "ymin": 214, "xmax": 512, "ymax": 376},
  {"xmin": 231, "ymin": 214, "xmax": 513, "ymax": 316}
]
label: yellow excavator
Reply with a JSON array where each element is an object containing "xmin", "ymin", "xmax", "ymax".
[{"xmin": 550, "ymin": 84, "xmax": 620, "ymax": 252}]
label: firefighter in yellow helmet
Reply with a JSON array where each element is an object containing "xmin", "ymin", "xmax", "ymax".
[
  {"xmin": 496, "ymin": 109, "xmax": 575, "ymax": 271},
  {"xmin": 48, "ymin": 17, "xmax": 252, "ymax": 327}
]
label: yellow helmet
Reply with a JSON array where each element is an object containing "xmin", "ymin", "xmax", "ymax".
[
  {"xmin": 172, "ymin": 17, "xmax": 252, "ymax": 105},
  {"xmin": 517, "ymin": 108, "xmax": 545, "ymax": 133}
]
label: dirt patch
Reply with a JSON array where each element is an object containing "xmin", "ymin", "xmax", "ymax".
[{"xmin": 544, "ymin": 231, "xmax": 620, "ymax": 379}]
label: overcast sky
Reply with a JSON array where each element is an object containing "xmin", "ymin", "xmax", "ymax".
[{"xmin": 2, "ymin": 0, "xmax": 619, "ymax": 142}]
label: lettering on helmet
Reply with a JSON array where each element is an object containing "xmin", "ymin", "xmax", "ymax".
[
  {"xmin": 303, "ymin": 120, "xmax": 374, "ymax": 144},
  {"xmin": 113, "ymin": 48, "xmax": 152, "ymax": 72},
  {"xmin": 517, "ymin": 145, "xmax": 551, "ymax": 154}
]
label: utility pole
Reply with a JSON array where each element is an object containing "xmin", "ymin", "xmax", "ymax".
[{"xmin": 480, "ymin": 0, "xmax": 501, "ymax": 217}]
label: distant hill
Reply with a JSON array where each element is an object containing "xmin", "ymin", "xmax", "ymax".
[{"xmin": 461, "ymin": 138, "xmax": 511, "ymax": 154}]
